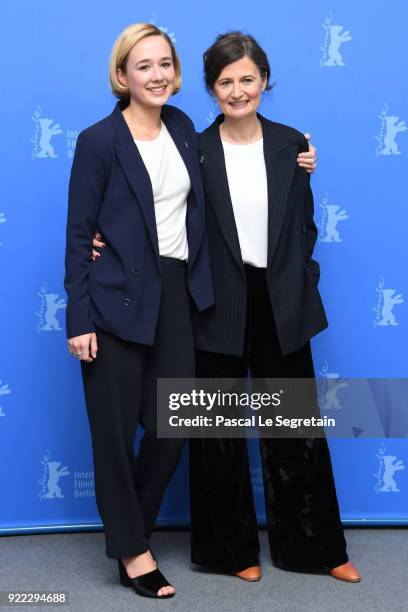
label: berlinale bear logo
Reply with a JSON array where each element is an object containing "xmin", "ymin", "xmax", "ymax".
[{"xmin": 320, "ymin": 13, "xmax": 351, "ymax": 68}]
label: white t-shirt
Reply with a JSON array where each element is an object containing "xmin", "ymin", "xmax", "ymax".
[
  {"xmin": 222, "ymin": 138, "xmax": 268, "ymax": 268},
  {"xmin": 135, "ymin": 121, "xmax": 190, "ymax": 260},
  {"xmin": 222, "ymin": 138, "xmax": 268, "ymax": 267}
]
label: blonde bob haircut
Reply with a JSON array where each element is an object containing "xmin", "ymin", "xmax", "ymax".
[{"xmin": 109, "ymin": 23, "xmax": 182, "ymax": 100}]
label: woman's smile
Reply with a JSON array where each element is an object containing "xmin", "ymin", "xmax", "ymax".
[{"xmin": 146, "ymin": 84, "xmax": 168, "ymax": 95}]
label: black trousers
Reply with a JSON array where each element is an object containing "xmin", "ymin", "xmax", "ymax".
[
  {"xmin": 81, "ymin": 257, "xmax": 194, "ymax": 559},
  {"xmin": 190, "ymin": 264, "xmax": 348, "ymax": 572}
]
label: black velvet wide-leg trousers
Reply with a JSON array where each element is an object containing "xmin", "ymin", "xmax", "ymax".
[
  {"xmin": 81, "ymin": 257, "xmax": 194, "ymax": 559},
  {"xmin": 190, "ymin": 264, "xmax": 348, "ymax": 573}
]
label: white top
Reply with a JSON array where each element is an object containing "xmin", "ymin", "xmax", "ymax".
[
  {"xmin": 135, "ymin": 121, "xmax": 190, "ymax": 260},
  {"xmin": 222, "ymin": 138, "xmax": 268, "ymax": 267}
]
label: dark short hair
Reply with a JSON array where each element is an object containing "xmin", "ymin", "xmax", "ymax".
[{"xmin": 203, "ymin": 31, "xmax": 273, "ymax": 92}]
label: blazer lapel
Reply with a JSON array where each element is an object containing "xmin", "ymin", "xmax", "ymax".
[
  {"xmin": 161, "ymin": 109, "xmax": 198, "ymax": 211},
  {"xmin": 198, "ymin": 120, "xmax": 243, "ymax": 270},
  {"xmin": 110, "ymin": 103, "xmax": 160, "ymax": 266},
  {"xmin": 162, "ymin": 107, "xmax": 208, "ymax": 271},
  {"xmin": 260, "ymin": 116, "xmax": 298, "ymax": 266}
]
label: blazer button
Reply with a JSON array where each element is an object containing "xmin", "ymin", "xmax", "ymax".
[
  {"xmin": 130, "ymin": 268, "xmax": 140, "ymax": 276},
  {"xmin": 123, "ymin": 298, "xmax": 131, "ymax": 306},
  {"xmin": 302, "ymin": 224, "xmax": 308, "ymax": 233}
]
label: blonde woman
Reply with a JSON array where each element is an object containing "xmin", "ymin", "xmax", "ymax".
[{"xmin": 65, "ymin": 23, "xmax": 214, "ymax": 599}]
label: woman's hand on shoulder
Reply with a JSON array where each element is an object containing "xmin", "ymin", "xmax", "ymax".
[
  {"xmin": 91, "ymin": 231, "xmax": 106, "ymax": 261},
  {"xmin": 67, "ymin": 332, "xmax": 98, "ymax": 362},
  {"xmin": 297, "ymin": 133, "xmax": 317, "ymax": 174}
]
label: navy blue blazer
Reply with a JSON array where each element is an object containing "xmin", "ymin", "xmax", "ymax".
[
  {"xmin": 193, "ymin": 113, "xmax": 328, "ymax": 357},
  {"xmin": 64, "ymin": 101, "xmax": 214, "ymax": 343}
]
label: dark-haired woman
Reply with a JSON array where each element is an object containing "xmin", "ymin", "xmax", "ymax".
[{"xmin": 189, "ymin": 32, "xmax": 361, "ymax": 584}]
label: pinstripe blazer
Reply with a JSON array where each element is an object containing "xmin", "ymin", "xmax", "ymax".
[{"xmin": 192, "ymin": 113, "xmax": 328, "ymax": 357}]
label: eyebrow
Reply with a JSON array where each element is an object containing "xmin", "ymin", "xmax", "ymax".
[
  {"xmin": 135, "ymin": 56, "xmax": 173, "ymax": 65},
  {"xmin": 219, "ymin": 74, "xmax": 255, "ymax": 80}
]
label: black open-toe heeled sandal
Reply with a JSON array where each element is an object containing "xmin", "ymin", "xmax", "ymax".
[{"xmin": 118, "ymin": 560, "xmax": 175, "ymax": 599}]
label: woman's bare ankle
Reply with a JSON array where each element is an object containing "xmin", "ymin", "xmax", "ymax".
[{"xmin": 121, "ymin": 550, "xmax": 156, "ymax": 577}]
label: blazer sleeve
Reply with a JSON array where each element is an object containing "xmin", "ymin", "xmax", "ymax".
[{"xmin": 64, "ymin": 130, "xmax": 107, "ymax": 339}]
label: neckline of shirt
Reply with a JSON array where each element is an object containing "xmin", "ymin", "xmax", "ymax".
[
  {"xmin": 134, "ymin": 121, "xmax": 165, "ymax": 145},
  {"xmin": 221, "ymin": 137, "xmax": 263, "ymax": 150}
]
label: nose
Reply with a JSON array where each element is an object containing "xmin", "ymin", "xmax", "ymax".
[
  {"xmin": 231, "ymin": 81, "xmax": 243, "ymax": 99},
  {"xmin": 151, "ymin": 64, "xmax": 164, "ymax": 82}
]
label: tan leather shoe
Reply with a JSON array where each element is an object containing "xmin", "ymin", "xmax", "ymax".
[
  {"xmin": 330, "ymin": 561, "xmax": 361, "ymax": 583},
  {"xmin": 235, "ymin": 565, "xmax": 262, "ymax": 582}
]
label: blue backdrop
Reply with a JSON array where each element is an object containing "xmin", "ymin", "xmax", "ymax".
[{"xmin": 1, "ymin": 0, "xmax": 407, "ymax": 534}]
